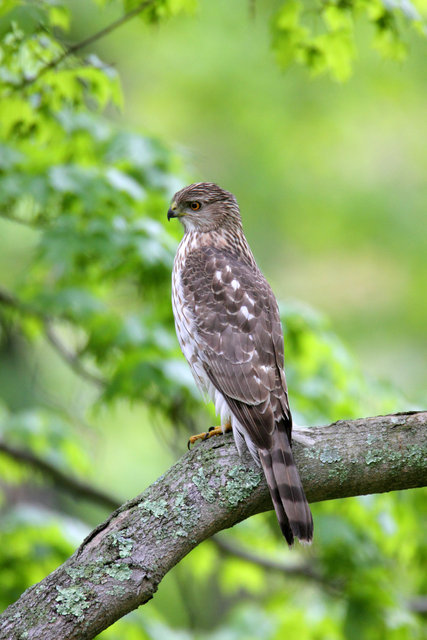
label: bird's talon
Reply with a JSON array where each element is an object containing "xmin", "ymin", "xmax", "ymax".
[{"xmin": 187, "ymin": 423, "xmax": 231, "ymax": 449}]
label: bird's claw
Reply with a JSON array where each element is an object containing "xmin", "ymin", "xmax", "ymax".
[{"xmin": 187, "ymin": 425, "xmax": 229, "ymax": 449}]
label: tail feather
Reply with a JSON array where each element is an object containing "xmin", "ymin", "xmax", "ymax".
[{"xmin": 259, "ymin": 427, "xmax": 313, "ymax": 546}]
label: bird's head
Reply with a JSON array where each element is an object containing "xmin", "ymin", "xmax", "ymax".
[{"xmin": 167, "ymin": 182, "xmax": 242, "ymax": 232}]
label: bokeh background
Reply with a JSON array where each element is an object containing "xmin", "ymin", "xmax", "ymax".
[
  {"xmin": 94, "ymin": 0, "xmax": 427, "ymax": 400},
  {"xmin": 0, "ymin": 0, "xmax": 426, "ymax": 638}
]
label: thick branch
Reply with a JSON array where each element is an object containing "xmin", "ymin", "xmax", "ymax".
[{"xmin": 0, "ymin": 411, "xmax": 426, "ymax": 640}]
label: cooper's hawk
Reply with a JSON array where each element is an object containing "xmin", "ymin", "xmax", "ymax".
[{"xmin": 168, "ymin": 183, "xmax": 313, "ymax": 545}]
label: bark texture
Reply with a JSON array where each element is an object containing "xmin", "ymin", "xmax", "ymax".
[{"xmin": 1, "ymin": 410, "xmax": 426, "ymax": 640}]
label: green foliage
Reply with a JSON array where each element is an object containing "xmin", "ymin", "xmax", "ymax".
[
  {"xmin": 271, "ymin": 0, "xmax": 427, "ymax": 80},
  {"xmin": 0, "ymin": 402, "xmax": 89, "ymax": 477},
  {"xmin": 0, "ymin": 2, "xmax": 425, "ymax": 640},
  {"xmin": 0, "ymin": 508, "xmax": 81, "ymax": 610},
  {"xmin": 0, "ymin": 0, "xmax": 198, "ymax": 422},
  {"xmin": 282, "ymin": 302, "xmax": 402, "ymax": 424}
]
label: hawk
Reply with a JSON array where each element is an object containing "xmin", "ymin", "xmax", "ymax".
[{"xmin": 168, "ymin": 183, "xmax": 313, "ymax": 545}]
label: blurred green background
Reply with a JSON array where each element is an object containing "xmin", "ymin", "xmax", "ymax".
[
  {"xmin": 89, "ymin": 0, "xmax": 427, "ymax": 401},
  {"xmin": 0, "ymin": 1, "xmax": 426, "ymax": 638}
]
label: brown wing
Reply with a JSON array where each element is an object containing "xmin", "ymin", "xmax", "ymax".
[
  {"xmin": 181, "ymin": 244, "xmax": 313, "ymax": 545},
  {"xmin": 181, "ymin": 245, "xmax": 292, "ymax": 449}
]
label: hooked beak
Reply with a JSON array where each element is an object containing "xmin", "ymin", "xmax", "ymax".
[
  {"xmin": 167, "ymin": 202, "xmax": 181, "ymax": 221},
  {"xmin": 167, "ymin": 207, "xmax": 177, "ymax": 221}
]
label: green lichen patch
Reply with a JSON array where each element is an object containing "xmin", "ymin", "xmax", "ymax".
[
  {"xmin": 65, "ymin": 561, "xmax": 107, "ymax": 585},
  {"xmin": 365, "ymin": 449, "xmax": 384, "ymax": 465},
  {"xmin": 106, "ymin": 585, "xmax": 126, "ymax": 596},
  {"xmin": 319, "ymin": 447, "xmax": 342, "ymax": 464},
  {"xmin": 35, "ymin": 585, "xmax": 46, "ymax": 595},
  {"xmin": 105, "ymin": 562, "xmax": 132, "ymax": 581},
  {"xmin": 222, "ymin": 464, "xmax": 262, "ymax": 508},
  {"xmin": 173, "ymin": 490, "xmax": 201, "ymax": 539},
  {"xmin": 138, "ymin": 497, "xmax": 169, "ymax": 518},
  {"xmin": 55, "ymin": 586, "xmax": 89, "ymax": 621},
  {"xmin": 192, "ymin": 467, "xmax": 216, "ymax": 503},
  {"xmin": 109, "ymin": 531, "xmax": 134, "ymax": 558}
]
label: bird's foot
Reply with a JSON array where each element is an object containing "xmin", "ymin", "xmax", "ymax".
[{"xmin": 188, "ymin": 420, "xmax": 232, "ymax": 449}]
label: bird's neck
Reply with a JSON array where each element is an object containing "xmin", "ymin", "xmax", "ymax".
[{"xmin": 180, "ymin": 227, "xmax": 257, "ymax": 268}]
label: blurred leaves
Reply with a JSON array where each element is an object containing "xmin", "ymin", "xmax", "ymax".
[
  {"xmin": 271, "ymin": 0, "xmax": 427, "ymax": 81},
  {"xmin": 282, "ymin": 301, "xmax": 403, "ymax": 424}
]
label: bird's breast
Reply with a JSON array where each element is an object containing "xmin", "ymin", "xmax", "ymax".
[{"xmin": 172, "ymin": 233, "xmax": 209, "ymax": 393}]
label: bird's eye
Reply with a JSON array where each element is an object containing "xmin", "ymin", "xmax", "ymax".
[{"xmin": 190, "ymin": 201, "xmax": 201, "ymax": 211}]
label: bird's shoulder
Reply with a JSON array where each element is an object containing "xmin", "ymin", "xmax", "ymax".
[
  {"xmin": 180, "ymin": 240, "xmax": 269, "ymax": 303},
  {"xmin": 180, "ymin": 241, "xmax": 284, "ymax": 360}
]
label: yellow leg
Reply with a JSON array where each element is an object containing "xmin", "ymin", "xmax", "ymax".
[{"xmin": 188, "ymin": 419, "xmax": 232, "ymax": 449}]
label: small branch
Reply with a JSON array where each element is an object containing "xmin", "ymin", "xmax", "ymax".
[
  {"xmin": 9, "ymin": 0, "xmax": 157, "ymax": 91},
  {"xmin": 0, "ymin": 286, "xmax": 107, "ymax": 388},
  {"xmin": 0, "ymin": 411, "xmax": 425, "ymax": 640},
  {"xmin": 44, "ymin": 322, "xmax": 106, "ymax": 388},
  {"xmin": 0, "ymin": 440, "xmax": 120, "ymax": 512},
  {"xmin": 0, "ymin": 287, "xmax": 22, "ymax": 310},
  {"xmin": 409, "ymin": 596, "xmax": 427, "ymax": 614},
  {"xmin": 0, "ymin": 212, "xmax": 44, "ymax": 230},
  {"xmin": 212, "ymin": 535, "xmax": 332, "ymax": 586}
]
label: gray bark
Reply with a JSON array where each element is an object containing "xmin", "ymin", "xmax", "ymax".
[{"xmin": 0, "ymin": 410, "xmax": 426, "ymax": 640}]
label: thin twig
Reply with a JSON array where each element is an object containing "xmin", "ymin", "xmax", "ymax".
[
  {"xmin": 0, "ymin": 439, "xmax": 121, "ymax": 511},
  {"xmin": 44, "ymin": 322, "xmax": 106, "ymax": 388},
  {"xmin": 212, "ymin": 535, "xmax": 337, "ymax": 589},
  {"xmin": 0, "ymin": 212, "xmax": 45, "ymax": 230},
  {"xmin": 0, "ymin": 287, "xmax": 22, "ymax": 309},
  {"xmin": 0, "ymin": 286, "xmax": 107, "ymax": 388},
  {"xmin": 11, "ymin": 0, "xmax": 157, "ymax": 90},
  {"xmin": 409, "ymin": 596, "xmax": 427, "ymax": 614}
]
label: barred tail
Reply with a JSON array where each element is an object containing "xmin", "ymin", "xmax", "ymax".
[{"xmin": 259, "ymin": 427, "xmax": 313, "ymax": 546}]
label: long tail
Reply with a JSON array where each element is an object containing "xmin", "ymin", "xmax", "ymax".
[{"xmin": 259, "ymin": 426, "xmax": 313, "ymax": 546}]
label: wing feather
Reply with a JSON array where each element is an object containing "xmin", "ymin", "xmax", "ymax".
[{"xmin": 181, "ymin": 246, "xmax": 291, "ymax": 449}]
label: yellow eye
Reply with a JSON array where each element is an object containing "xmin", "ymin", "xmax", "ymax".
[{"xmin": 190, "ymin": 201, "xmax": 201, "ymax": 211}]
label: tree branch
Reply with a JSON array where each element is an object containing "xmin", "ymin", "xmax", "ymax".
[
  {"xmin": 0, "ymin": 440, "xmax": 120, "ymax": 512},
  {"xmin": 10, "ymin": 0, "xmax": 157, "ymax": 90},
  {"xmin": 44, "ymin": 322, "xmax": 106, "ymax": 388},
  {"xmin": 212, "ymin": 535, "xmax": 332, "ymax": 586},
  {"xmin": 0, "ymin": 286, "xmax": 106, "ymax": 387},
  {"xmin": 0, "ymin": 411, "xmax": 426, "ymax": 640}
]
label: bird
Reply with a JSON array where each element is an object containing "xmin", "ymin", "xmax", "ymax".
[{"xmin": 168, "ymin": 182, "xmax": 313, "ymax": 545}]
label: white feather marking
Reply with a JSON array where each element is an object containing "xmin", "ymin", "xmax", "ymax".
[
  {"xmin": 208, "ymin": 386, "xmax": 261, "ymax": 465},
  {"xmin": 231, "ymin": 279, "xmax": 240, "ymax": 291},
  {"xmin": 213, "ymin": 388, "xmax": 230, "ymax": 425},
  {"xmin": 214, "ymin": 270, "xmax": 222, "ymax": 281},
  {"xmin": 241, "ymin": 305, "xmax": 255, "ymax": 320},
  {"xmin": 259, "ymin": 364, "xmax": 271, "ymax": 373},
  {"xmin": 233, "ymin": 419, "xmax": 260, "ymax": 465}
]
